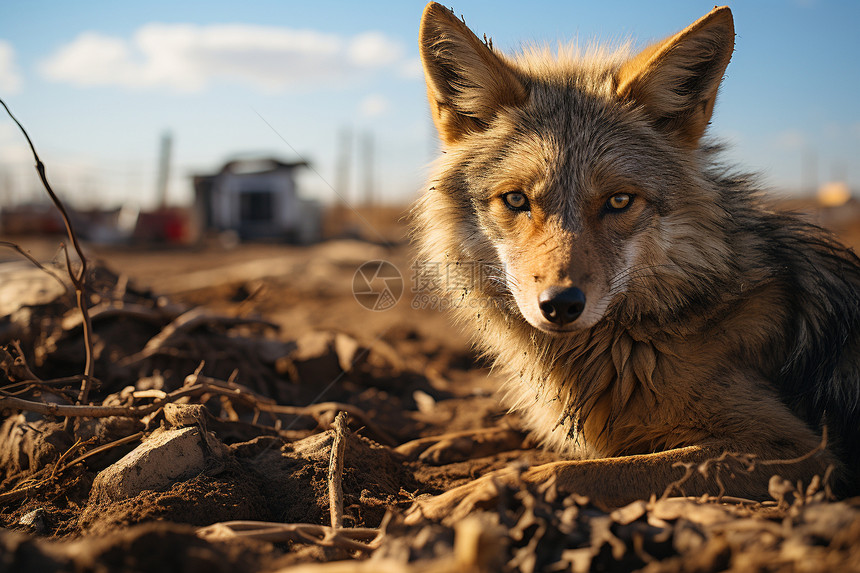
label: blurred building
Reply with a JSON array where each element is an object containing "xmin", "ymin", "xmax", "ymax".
[
  {"xmin": 192, "ymin": 157, "xmax": 322, "ymax": 243},
  {"xmin": 0, "ymin": 202, "xmax": 64, "ymax": 235}
]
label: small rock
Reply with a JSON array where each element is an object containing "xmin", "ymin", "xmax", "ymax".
[
  {"xmin": 163, "ymin": 403, "xmax": 208, "ymax": 429},
  {"xmin": 18, "ymin": 508, "xmax": 48, "ymax": 535},
  {"xmin": 89, "ymin": 426, "xmax": 225, "ymax": 503}
]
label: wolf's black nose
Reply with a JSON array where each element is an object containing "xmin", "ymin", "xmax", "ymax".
[{"xmin": 538, "ymin": 286, "xmax": 586, "ymax": 325}]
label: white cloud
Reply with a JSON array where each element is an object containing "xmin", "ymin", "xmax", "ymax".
[
  {"xmin": 39, "ymin": 33, "xmax": 138, "ymax": 87},
  {"xmin": 0, "ymin": 41, "xmax": 22, "ymax": 94},
  {"xmin": 359, "ymin": 94, "xmax": 388, "ymax": 118},
  {"xmin": 773, "ymin": 129, "xmax": 806, "ymax": 151},
  {"xmin": 39, "ymin": 24, "xmax": 409, "ymax": 93},
  {"xmin": 348, "ymin": 32, "xmax": 403, "ymax": 67}
]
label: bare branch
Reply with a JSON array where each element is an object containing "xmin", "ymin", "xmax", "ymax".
[
  {"xmin": 328, "ymin": 411, "xmax": 348, "ymax": 530},
  {"xmin": 0, "ymin": 97, "xmax": 96, "ymax": 409},
  {"xmin": 55, "ymin": 431, "xmax": 144, "ymax": 476},
  {"xmin": 197, "ymin": 521, "xmax": 380, "ymax": 552},
  {"xmin": 259, "ymin": 402, "xmax": 396, "ymax": 446},
  {"xmin": 0, "ymin": 395, "xmax": 138, "ymax": 417},
  {"xmin": 0, "ymin": 241, "xmax": 71, "ymax": 297}
]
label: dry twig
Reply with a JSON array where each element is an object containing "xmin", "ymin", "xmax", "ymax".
[
  {"xmin": 0, "ymin": 241, "xmax": 70, "ymax": 298},
  {"xmin": 328, "ymin": 411, "xmax": 348, "ymax": 530},
  {"xmin": 1, "ymin": 358, "xmax": 389, "ymax": 455},
  {"xmin": 197, "ymin": 521, "xmax": 381, "ymax": 553},
  {"xmin": 259, "ymin": 402, "xmax": 396, "ymax": 446},
  {"xmin": 0, "ymin": 98, "xmax": 96, "ymax": 410},
  {"xmin": 0, "ymin": 431, "xmax": 143, "ymax": 505},
  {"xmin": 1, "ymin": 344, "xmax": 94, "ymax": 398},
  {"xmin": 54, "ymin": 431, "xmax": 144, "ymax": 476}
]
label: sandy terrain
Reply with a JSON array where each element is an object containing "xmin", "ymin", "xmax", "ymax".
[{"xmin": 1, "ymin": 207, "xmax": 859, "ymax": 571}]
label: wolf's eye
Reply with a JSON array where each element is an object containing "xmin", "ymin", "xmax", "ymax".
[
  {"xmin": 502, "ymin": 191, "xmax": 530, "ymax": 212},
  {"xmin": 605, "ymin": 193, "xmax": 632, "ymax": 212}
]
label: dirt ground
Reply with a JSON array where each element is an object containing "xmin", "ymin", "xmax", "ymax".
[{"xmin": 2, "ymin": 205, "xmax": 860, "ymax": 572}]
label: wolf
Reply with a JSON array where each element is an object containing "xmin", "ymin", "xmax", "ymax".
[{"xmin": 410, "ymin": 2, "xmax": 860, "ymax": 515}]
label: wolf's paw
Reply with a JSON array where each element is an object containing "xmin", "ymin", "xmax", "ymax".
[{"xmin": 404, "ymin": 466, "xmax": 520, "ymax": 525}]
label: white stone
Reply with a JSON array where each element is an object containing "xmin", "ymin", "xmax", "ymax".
[{"xmin": 89, "ymin": 426, "xmax": 221, "ymax": 502}]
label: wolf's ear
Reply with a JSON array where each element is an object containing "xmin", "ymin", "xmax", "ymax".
[
  {"xmin": 615, "ymin": 6, "xmax": 734, "ymax": 148},
  {"xmin": 419, "ymin": 2, "xmax": 528, "ymax": 145}
]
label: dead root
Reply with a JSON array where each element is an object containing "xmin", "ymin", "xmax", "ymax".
[
  {"xmin": 1, "ymin": 351, "xmax": 385, "ymax": 440},
  {"xmin": 198, "ymin": 521, "xmax": 382, "ymax": 553}
]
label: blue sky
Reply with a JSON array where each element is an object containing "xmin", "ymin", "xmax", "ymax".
[{"xmin": 0, "ymin": 0, "xmax": 858, "ymax": 210}]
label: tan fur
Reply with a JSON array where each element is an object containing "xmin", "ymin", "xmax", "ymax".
[
  {"xmin": 615, "ymin": 6, "xmax": 734, "ymax": 147},
  {"xmin": 412, "ymin": 3, "xmax": 860, "ymax": 512},
  {"xmin": 419, "ymin": 2, "xmax": 528, "ymax": 145}
]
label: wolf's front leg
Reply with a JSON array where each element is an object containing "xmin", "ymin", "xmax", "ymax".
[
  {"xmin": 405, "ymin": 444, "xmax": 834, "ymax": 524},
  {"xmin": 405, "ymin": 450, "xmax": 700, "ymax": 524}
]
